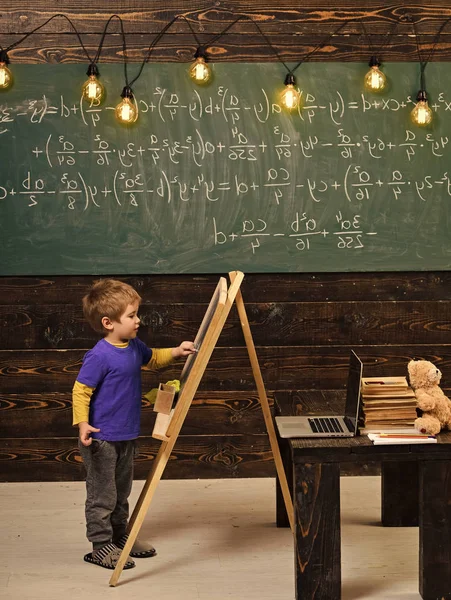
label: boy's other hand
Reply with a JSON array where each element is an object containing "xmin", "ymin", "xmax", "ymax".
[
  {"xmin": 78, "ymin": 422, "xmax": 101, "ymax": 446},
  {"xmin": 172, "ymin": 341, "xmax": 196, "ymax": 359}
]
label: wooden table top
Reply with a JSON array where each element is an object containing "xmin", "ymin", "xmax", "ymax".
[{"xmin": 274, "ymin": 390, "xmax": 451, "ymax": 462}]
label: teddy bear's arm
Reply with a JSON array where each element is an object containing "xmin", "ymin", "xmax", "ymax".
[{"xmin": 415, "ymin": 390, "xmax": 436, "ymax": 411}]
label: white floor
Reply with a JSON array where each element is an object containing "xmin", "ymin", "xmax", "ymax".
[{"xmin": 0, "ymin": 477, "xmax": 421, "ymax": 600}]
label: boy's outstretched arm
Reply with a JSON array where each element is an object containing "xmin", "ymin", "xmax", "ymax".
[{"xmin": 144, "ymin": 342, "xmax": 196, "ymax": 371}]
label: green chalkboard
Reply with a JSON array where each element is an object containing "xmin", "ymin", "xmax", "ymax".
[{"xmin": 1, "ymin": 62, "xmax": 451, "ymax": 275}]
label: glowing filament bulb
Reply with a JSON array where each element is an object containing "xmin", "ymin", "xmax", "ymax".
[
  {"xmin": 281, "ymin": 74, "xmax": 300, "ymax": 111},
  {"xmin": 189, "ymin": 55, "xmax": 211, "ymax": 84},
  {"xmin": 411, "ymin": 101, "xmax": 432, "ymax": 125},
  {"xmin": 115, "ymin": 87, "xmax": 138, "ymax": 124},
  {"xmin": 0, "ymin": 61, "xmax": 12, "ymax": 90},
  {"xmin": 82, "ymin": 75, "xmax": 105, "ymax": 105},
  {"xmin": 116, "ymin": 98, "xmax": 134, "ymax": 123},
  {"xmin": 411, "ymin": 91, "xmax": 433, "ymax": 126},
  {"xmin": 364, "ymin": 65, "xmax": 387, "ymax": 92}
]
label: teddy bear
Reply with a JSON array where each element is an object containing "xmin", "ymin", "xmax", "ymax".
[{"xmin": 408, "ymin": 359, "xmax": 451, "ymax": 435}]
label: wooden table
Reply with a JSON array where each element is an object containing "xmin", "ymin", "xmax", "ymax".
[{"xmin": 275, "ymin": 391, "xmax": 451, "ymax": 600}]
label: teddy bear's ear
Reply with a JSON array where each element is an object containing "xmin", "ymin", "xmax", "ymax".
[{"xmin": 407, "ymin": 360, "xmax": 418, "ymax": 384}]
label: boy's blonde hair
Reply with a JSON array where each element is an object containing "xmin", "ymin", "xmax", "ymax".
[{"xmin": 82, "ymin": 279, "xmax": 142, "ymax": 334}]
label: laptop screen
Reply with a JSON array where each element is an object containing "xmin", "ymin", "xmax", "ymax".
[{"xmin": 344, "ymin": 350, "xmax": 363, "ymax": 429}]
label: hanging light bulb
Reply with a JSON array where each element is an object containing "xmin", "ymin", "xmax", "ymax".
[
  {"xmin": 189, "ymin": 48, "xmax": 212, "ymax": 84},
  {"xmin": 364, "ymin": 56, "xmax": 387, "ymax": 92},
  {"xmin": 411, "ymin": 90, "xmax": 433, "ymax": 126},
  {"xmin": 115, "ymin": 86, "xmax": 138, "ymax": 124},
  {"xmin": 280, "ymin": 73, "xmax": 301, "ymax": 111},
  {"xmin": 0, "ymin": 50, "xmax": 13, "ymax": 90},
  {"xmin": 82, "ymin": 63, "xmax": 105, "ymax": 105}
]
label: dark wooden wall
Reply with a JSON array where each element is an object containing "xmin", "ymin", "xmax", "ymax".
[{"xmin": 2, "ymin": 1, "xmax": 451, "ymax": 482}]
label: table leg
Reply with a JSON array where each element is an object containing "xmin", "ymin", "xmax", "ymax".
[
  {"xmin": 419, "ymin": 460, "xmax": 451, "ymax": 600},
  {"xmin": 381, "ymin": 461, "xmax": 419, "ymax": 526},
  {"xmin": 294, "ymin": 461, "xmax": 341, "ymax": 600},
  {"xmin": 275, "ymin": 428, "xmax": 293, "ymax": 528}
]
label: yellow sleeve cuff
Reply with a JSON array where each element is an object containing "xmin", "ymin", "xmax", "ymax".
[
  {"xmin": 145, "ymin": 347, "xmax": 174, "ymax": 370},
  {"xmin": 72, "ymin": 380, "xmax": 95, "ymax": 425}
]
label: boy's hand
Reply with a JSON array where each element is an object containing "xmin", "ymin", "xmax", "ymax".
[
  {"xmin": 78, "ymin": 421, "xmax": 101, "ymax": 446},
  {"xmin": 172, "ymin": 341, "xmax": 196, "ymax": 359}
]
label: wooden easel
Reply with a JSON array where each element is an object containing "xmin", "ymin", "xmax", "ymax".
[{"xmin": 109, "ymin": 271, "xmax": 293, "ymax": 586}]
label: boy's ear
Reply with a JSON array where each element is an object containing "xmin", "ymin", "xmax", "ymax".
[{"xmin": 101, "ymin": 316, "xmax": 114, "ymax": 331}]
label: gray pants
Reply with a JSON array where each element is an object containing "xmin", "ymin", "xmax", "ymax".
[{"xmin": 78, "ymin": 439, "xmax": 136, "ymax": 548}]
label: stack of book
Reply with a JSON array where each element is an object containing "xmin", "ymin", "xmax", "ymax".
[{"xmin": 360, "ymin": 375, "xmax": 418, "ymax": 433}]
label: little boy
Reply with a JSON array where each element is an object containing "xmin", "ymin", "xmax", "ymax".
[{"xmin": 72, "ymin": 278, "xmax": 195, "ymax": 570}]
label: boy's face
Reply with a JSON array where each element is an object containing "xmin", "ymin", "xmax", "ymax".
[{"xmin": 111, "ymin": 300, "xmax": 141, "ymax": 342}]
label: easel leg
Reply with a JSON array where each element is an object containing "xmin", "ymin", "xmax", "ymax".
[
  {"xmin": 229, "ymin": 271, "xmax": 294, "ymax": 531},
  {"xmin": 109, "ymin": 438, "xmax": 174, "ymax": 586}
]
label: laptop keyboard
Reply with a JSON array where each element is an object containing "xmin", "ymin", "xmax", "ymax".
[{"xmin": 308, "ymin": 417, "xmax": 345, "ymax": 434}]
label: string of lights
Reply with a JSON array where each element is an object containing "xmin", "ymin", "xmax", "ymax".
[{"xmin": 0, "ymin": 12, "xmax": 450, "ymax": 127}]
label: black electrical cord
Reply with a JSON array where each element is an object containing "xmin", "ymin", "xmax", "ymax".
[
  {"xmin": 128, "ymin": 15, "xmax": 180, "ymax": 88},
  {"xmin": 2, "ymin": 13, "xmax": 92, "ymax": 63},
  {"xmin": 360, "ymin": 20, "xmax": 398, "ymax": 64}
]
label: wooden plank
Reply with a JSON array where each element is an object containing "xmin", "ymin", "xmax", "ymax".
[
  {"xmin": 0, "ymin": 434, "xmax": 275, "ymax": 482},
  {"xmin": 3, "ymin": 299, "xmax": 451, "ymax": 348},
  {"xmin": 0, "ymin": 391, "xmax": 274, "ymax": 437},
  {"xmin": 6, "ymin": 36, "xmax": 451, "ymax": 62},
  {"xmin": 2, "ymin": 346, "xmax": 451, "ymax": 392},
  {"xmin": 3, "ymin": 2, "xmax": 451, "ymax": 35},
  {"xmin": 0, "ymin": 275, "xmax": 222, "ymax": 304},
  {"xmin": 3, "ymin": 3, "xmax": 451, "ymax": 65},
  {"xmin": 2, "ymin": 272, "xmax": 451, "ymax": 304}
]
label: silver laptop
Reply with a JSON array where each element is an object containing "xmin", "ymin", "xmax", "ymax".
[{"xmin": 275, "ymin": 350, "xmax": 363, "ymax": 438}]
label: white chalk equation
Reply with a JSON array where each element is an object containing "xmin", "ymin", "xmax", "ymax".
[
  {"xmin": 23, "ymin": 128, "xmax": 450, "ymax": 169},
  {"xmin": 2, "ymin": 167, "xmax": 451, "ymax": 208},
  {"xmin": 213, "ymin": 211, "xmax": 377, "ymax": 254},
  {"xmin": 3, "ymin": 86, "xmax": 451, "ymax": 132}
]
